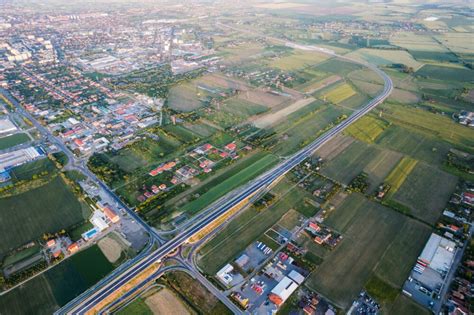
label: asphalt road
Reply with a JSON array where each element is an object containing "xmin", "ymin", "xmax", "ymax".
[{"xmin": 56, "ymin": 26, "xmax": 393, "ymax": 314}]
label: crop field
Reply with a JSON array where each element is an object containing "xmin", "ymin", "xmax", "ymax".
[
  {"xmin": 162, "ymin": 124, "xmax": 201, "ymax": 143},
  {"xmin": 384, "ymin": 156, "xmax": 418, "ymax": 198},
  {"xmin": 392, "ymin": 163, "xmax": 458, "ymax": 224},
  {"xmin": 375, "ymin": 125, "xmax": 452, "ymax": 167},
  {"xmin": 0, "ymin": 273, "xmax": 58, "ymax": 315},
  {"xmin": 237, "ymin": 89, "xmax": 289, "ymax": 108},
  {"xmin": 269, "ymin": 50, "xmax": 329, "ymax": 70},
  {"xmin": 320, "ymin": 140, "xmax": 400, "ymax": 189},
  {"xmin": 253, "ymin": 97, "xmax": 316, "ymax": 128},
  {"xmin": 167, "ymin": 82, "xmax": 204, "ymax": 111},
  {"xmin": 387, "ymin": 294, "xmax": 431, "ymax": 315},
  {"xmin": 389, "ymin": 32, "xmax": 447, "ymax": 52},
  {"xmin": 322, "ymin": 83, "xmax": 357, "ymax": 104},
  {"xmin": 223, "ymin": 98, "xmax": 268, "ymax": 116},
  {"xmin": 380, "ymin": 104, "xmax": 474, "ymax": 151},
  {"xmin": 0, "ymin": 176, "xmax": 88, "ymax": 255},
  {"xmin": 436, "ymin": 32, "xmax": 474, "ymax": 55},
  {"xmin": 180, "ymin": 153, "xmax": 279, "ymax": 215},
  {"xmin": 348, "ymin": 80, "xmax": 382, "ymax": 98},
  {"xmin": 346, "ymin": 48, "xmax": 423, "ymax": 70},
  {"xmin": 388, "ymin": 88, "xmax": 420, "ymax": 104},
  {"xmin": 362, "ymin": 149, "xmax": 403, "ymax": 193},
  {"xmin": 306, "ymin": 194, "xmax": 407, "ymax": 309},
  {"xmin": 315, "ymin": 58, "xmax": 362, "ymax": 75},
  {"xmin": 298, "ymin": 74, "xmax": 342, "ymax": 94},
  {"xmin": 9, "ymin": 157, "xmax": 56, "ymax": 181},
  {"xmin": 315, "ymin": 135, "xmax": 355, "ymax": 161},
  {"xmin": 415, "ymin": 64, "xmax": 474, "ymax": 83},
  {"xmin": 373, "ymin": 219, "xmax": 431, "ymax": 288},
  {"xmin": 344, "ymin": 115, "xmax": 388, "ymax": 143},
  {"xmin": 197, "ymin": 73, "xmax": 250, "ymax": 91},
  {"xmin": 271, "ymin": 105, "xmax": 347, "ymax": 156},
  {"xmin": 183, "ymin": 122, "xmax": 218, "ymax": 138},
  {"xmin": 198, "ymin": 178, "xmax": 313, "ymax": 274},
  {"xmin": 0, "ymin": 245, "xmax": 113, "ymax": 314},
  {"xmin": 47, "ymin": 245, "xmax": 114, "ymax": 305},
  {"xmin": 0, "ymin": 132, "xmax": 30, "ymax": 150},
  {"xmin": 220, "ymin": 42, "xmax": 267, "ymax": 64},
  {"xmin": 168, "ymin": 151, "xmax": 270, "ymax": 209},
  {"xmin": 204, "ymin": 98, "xmax": 268, "ymax": 128}
]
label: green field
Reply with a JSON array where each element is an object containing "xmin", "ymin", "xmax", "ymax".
[
  {"xmin": 373, "ymin": 219, "xmax": 431, "ymax": 288},
  {"xmin": 2, "ymin": 244, "xmax": 41, "ymax": 267},
  {"xmin": 198, "ymin": 178, "xmax": 314, "ymax": 274},
  {"xmin": 375, "ymin": 125, "xmax": 452, "ymax": 167},
  {"xmin": 117, "ymin": 298, "xmax": 152, "ymax": 315},
  {"xmin": 167, "ymin": 82, "xmax": 204, "ymax": 111},
  {"xmin": 320, "ymin": 140, "xmax": 400, "ymax": 191},
  {"xmin": 347, "ymin": 48, "xmax": 423, "ymax": 70},
  {"xmin": 0, "ymin": 176, "xmax": 88, "ymax": 255},
  {"xmin": 0, "ymin": 133, "xmax": 30, "ymax": 150},
  {"xmin": 271, "ymin": 105, "xmax": 347, "ymax": 156},
  {"xmin": 10, "ymin": 158, "xmax": 56, "ymax": 181},
  {"xmin": 323, "ymin": 83, "xmax": 357, "ymax": 104},
  {"xmin": 384, "ymin": 156, "xmax": 418, "ymax": 198},
  {"xmin": 416, "ymin": 64, "xmax": 474, "ymax": 83},
  {"xmin": 306, "ymin": 194, "xmax": 425, "ymax": 309},
  {"xmin": 269, "ymin": 51, "xmax": 328, "ymax": 70},
  {"xmin": 344, "ymin": 115, "xmax": 388, "ymax": 143},
  {"xmin": 381, "ymin": 104, "xmax": 474, "ymax": 151},
  {"xmin": 0, "ymin": 245, "xmax": 113, "ymax": 314},
  {"xmin": 180, "ymin": 153, "xmax": 279, "ymax": 214},
  {"xmin": 107, "ymin": 131, "xmax": 182, "ymax": 173},
  {"xmin": 316, "ymin": 58, "xmax": 363, "ymax": 75},
  {"xmin": 392, "ymin": 163, "xmax": 458, "ymax": 224},
  {"xmin": 386, "ymin": 294, "xmax": 431, "ymax": 315},
  {"xmin": 162, "ymin": 124, "xmax": 201, "ymax": 143}
]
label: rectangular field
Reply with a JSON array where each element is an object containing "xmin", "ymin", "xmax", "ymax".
[
  {"xmin": 416, "ymin": 64, "xmax": 474, "ymax": 83},
  {"xmin": 269, "ymin": 51, "xmax": 329, "ymax": 70},
  {"xmin": 373, "ymin": 219, "xmax": 431, "ymax": 288},
  {"xmin": 392, "ymin": 163, "xmax": 458, "ymax": 224},
  {"xmin": 384, "ymin": 156, "xmax": 418, "ymax": 198},
  {"xmin": 0, "ymin": 245, "xmax": 113, "ymax": 314},
  {"xmin": 0, "ymin": 176, "xmax": 88, "ymax": 255},
  {"xmin": 344, "ymin": 115, "xmax": 388, "ymax": 143},
  {"xmin": 0, "ymin": 133, "xmax": 30, "ymax": 150},
  {"xmin": 306, "ymin": 194, "xmax": 407, "ymax": 309},
  {"xmin": 322, "ymin": 83, "xmax": 357, "ymax": 104},
  {"xmin": 180, "ymin": 153, "xmax": 279, "ymax": 214}
]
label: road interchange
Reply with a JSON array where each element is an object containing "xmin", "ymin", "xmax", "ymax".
[{"xmin": 52, "ymin": 24, "xmax": 394, "ymax": 314}]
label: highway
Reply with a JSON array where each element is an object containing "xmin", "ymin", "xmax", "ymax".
[{"xmin": 58, "ymin": 25, "xmax": 393, "ymax": 313}]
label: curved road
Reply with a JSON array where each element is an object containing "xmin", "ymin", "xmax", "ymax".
[{"xmin": 57, "ymin": 24, "xmax": 393, "ymax": 315}]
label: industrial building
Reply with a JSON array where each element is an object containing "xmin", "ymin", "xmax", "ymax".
[
  {"xmin": 269, "ymin": 276, "xmax": 299, "ymax": 307},
  {"xmin": 0, "ymin": 118, "xmax": 17, "ymax": 135},
  {"xmin": 403, "ymin": 233, "xmax": 458, "ymax": 309},
  {"xmin": 0, "ymin": 146, "xmax": 42, "ymax": 171}
]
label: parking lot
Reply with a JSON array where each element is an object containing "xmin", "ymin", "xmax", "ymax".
[{"xmin": 230, "ymin": 245, "xmax": 308, "ymax": 313}]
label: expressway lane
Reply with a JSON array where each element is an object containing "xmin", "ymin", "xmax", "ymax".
[{"xmin": 59, "ymin": 27, "xmax": 393, "ymax": 314}]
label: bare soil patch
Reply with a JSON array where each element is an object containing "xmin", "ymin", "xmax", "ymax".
[
  {"xmin": 253, "ymin": 97, "xmax": 316, "ymax": 128},
  {"xmin": 315, "ymin": 135, "xmax": 355, "ymax": 160},
  {"xmin": 98, "ymin": 237, "xmax": 122, "ymax": 263},
  {"xmin": 145, "ymin": 288, "xmax": 191, "ymax": 315}
]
